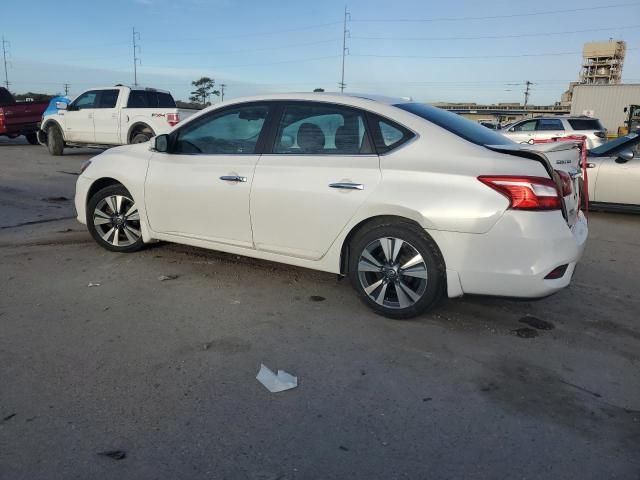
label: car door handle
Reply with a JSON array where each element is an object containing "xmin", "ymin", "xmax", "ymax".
[
  {"xmin": 586, "ymin": 163, "xmax": 597, "ymax": 168},
  {"xmin": 220, "ymin": 175, "xmax": 247, "ymax": 182},
  {"xmin": 329, "ymin": 182, "xmax": 364, "ymax": 190}
]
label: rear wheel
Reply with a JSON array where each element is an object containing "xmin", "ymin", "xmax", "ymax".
[
  {"xmin": 46, "ymin": 124, "xmax": 64, "ymax": 155},
  {"xmin": 131, "ymin": 132, "xmax": 152, "ymax": 144},
  {"xmin": 25, "ymin": 133, "xmax": 39, "ymax": 145},
  {"xmin": 348, "ymin": 220, "xmax": 445, "ymax": 319},
  {"xmin": 86, "ymin": 184, "xmax": 144, "ymax": 253}
]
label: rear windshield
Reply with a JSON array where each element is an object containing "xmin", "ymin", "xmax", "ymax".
[
  {"xmin": 127, "ymin": 90, "xmax": 176, "ymax": 108},
  {"xmin": 395, "ymin": 103, "xmax": 513, "ymax": 146},
  {"xmin": 567, "ymin": 118, "xmax": 603, "ymax": 131}
]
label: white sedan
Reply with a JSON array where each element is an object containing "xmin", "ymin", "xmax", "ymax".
[{"xmin": 75, "ymin": 93, "xmax": 588, "ymax": 319}]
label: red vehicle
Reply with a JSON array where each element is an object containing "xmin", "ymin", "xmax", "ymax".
[{"xmin": 0, "ymin": 87, "xmax": 48, "ymax": 144}]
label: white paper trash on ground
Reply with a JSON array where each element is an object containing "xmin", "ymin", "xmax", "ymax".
[{"xmin": 256, "ymin": 364, "xmax": 298, "ymax": 393}]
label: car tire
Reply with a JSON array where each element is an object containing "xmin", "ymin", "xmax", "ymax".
[
  {"xmin": 86, "ymin": 184, "xmax": 145, "ymax": 253},
  {"xmin": 25, "ymin": 133, "xmax": 39, "ymax": 145},
  {"xmin": 47, "ymin": 124, "xmax": 64, "ymax": 156},
  {"xmin": 348, "ymin": 220, "xmax": 445, "ymax": 319},
  {"xmin": 131, "ymin": 133, "xmax": 151, "ymax": 144}
]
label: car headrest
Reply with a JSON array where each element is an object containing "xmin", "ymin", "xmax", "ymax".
[
  {"xmin": 297, "ymin": 123, "xmax": 325, "ymax": 153},
  {"xmin": 334, "ymin": 125, "xmax": 359, "ymax": 153}
]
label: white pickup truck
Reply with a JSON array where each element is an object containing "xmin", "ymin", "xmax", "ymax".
[{"xmin": 39, "ymin": 85, "xmax": 197, "ymax": 155}]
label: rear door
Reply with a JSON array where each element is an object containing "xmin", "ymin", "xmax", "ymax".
[
  {"xmin": 93, "ymin": 89, "xmax": 121, "ymax": 144},
  {"xmin": 534, "ymin": 118, "xmax": 565, "ymax": 142},
  {"xmin": 63, "ymin": 90, "xmax": 98, "ymax": 142},
  {"xmin": 250, "ymin": 101, "xmax": 381, "ymax": 260}
]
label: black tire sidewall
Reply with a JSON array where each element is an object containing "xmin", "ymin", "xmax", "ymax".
[
  {"xmin": 131, "ymin": 133, "xmax": 151, "ymax": 144},
  {"xmin": 348, "ymin": 222, "xmax": 445, "ymax": 319},
  {"xmin": 86, "ymin": 185, "xmax": 145, "ymax": 253},
  {"xmin": 47, "ymin": 125, "xmax": 64, "ymax": 155},
  {"xmin": 25, "ymin": 133, "xmax": 38, "ymax": 145}
]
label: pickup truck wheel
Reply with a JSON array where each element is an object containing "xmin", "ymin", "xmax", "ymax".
[
  {"xmin": 131, "ymin": 133, "xmax": 151, "ymax": 144},
  {"xmin": 25, "ymin": 133, "xmax": 39, "ymax": 145},
  {"xmin": 87, "ymin": 184, "xmax": 144, "ymax": 253},
  {"xmin": 47, "ymin": 125, "xmax": 64, "ymax": 156}
]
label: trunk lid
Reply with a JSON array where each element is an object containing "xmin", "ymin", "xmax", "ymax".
[{"xmin": 486, "ymin": 142, "xmax": 583, "ymax": 227}]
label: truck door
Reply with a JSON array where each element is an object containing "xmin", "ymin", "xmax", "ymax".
[
  {"xmin": 63, "ymin": 90, "xmax": 98, "ymax": 142},
  {"xmin": 93, "ymin": 89, "xmax": 121, "ymax": 144}
]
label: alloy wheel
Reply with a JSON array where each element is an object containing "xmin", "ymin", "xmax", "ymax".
[
  {"xmin": 357, "ymin": 237, "xmax": 428, "ymax": 309},
  {"xmin": 93, "ymin": 194, "xmax": 141, "ymax": 247}
]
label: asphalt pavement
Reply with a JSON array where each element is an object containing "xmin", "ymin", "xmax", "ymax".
[{"xmin": 1, "ymin": 137, "xmax": 639, "ymax": 479}]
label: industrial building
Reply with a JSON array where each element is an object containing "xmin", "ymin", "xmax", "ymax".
[
  {"xmin": 570, "ymin": 84, "xmax": 640, "ymax": 134},
  {"xmin": 580, "ymin": 40, "xmax": 626, "ymax": 85}
]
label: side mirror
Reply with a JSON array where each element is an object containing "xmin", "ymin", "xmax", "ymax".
[
  {"xmin": 55, "ymin": 102, "xmax": 68, "ymax": 110},
  {"xmin": 624, "ymin": 107, "xmax": 628, "ymax": 113},
  {"xmin": 616, "ymin": 149, "xmax": 634, "ymax": 163},
  {"xmin": 153, "ymin": 134, "xmax": 169, "ymax": 153}
]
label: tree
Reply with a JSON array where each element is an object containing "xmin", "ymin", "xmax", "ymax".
[
  {"xmin": 189, "ymin": 77, "xmax": 220, "ymax": 106},
  {"xmin": 313, "ymin": 88, "xmax": 325, "ymax": 92}
]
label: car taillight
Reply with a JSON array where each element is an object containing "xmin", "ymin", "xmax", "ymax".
[
  {"xmin": 166, "ymin": 113, "xmax": 180, "ymax": 126},
  {"xmin": 555, "ymin": 170, "xmax": 573, "ymax": 196},
  {"xmin": 478, "ymin": 176, "xmax": 561, "ymax": 210},
  {"xmin": 594, "ymin": 131, "xmax": 606, "ymax": 138},
  {"xmin": 0, "ymin": 111, "xmax": 4, "ymax": 128}
]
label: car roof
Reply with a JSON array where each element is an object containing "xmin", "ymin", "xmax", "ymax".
[
  {"xmin": 217, "ymin": 92, "xmax": 412, "ymax": 107},
  {"xmin": 522, "ymin": 115, "xmax": 601, "ymax": 121}
]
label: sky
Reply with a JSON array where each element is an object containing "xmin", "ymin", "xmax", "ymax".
[{"xmin": 2, "ymin": 0, "xmax": 639, "ymax": 105}]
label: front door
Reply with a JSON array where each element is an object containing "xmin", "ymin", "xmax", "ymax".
[
  {"xmin": 63, "ymin": 90, "xmax": 98, "ymax": 142},
  {"xmin": 593, "ymin": 152, "xmax": 640, "ymax": 204},
  {"xmin": 534, "ymin": 118, "xmax": 565, "ymax": 142},
  {"xmin": 251, "ymin": 102, "xmax": 381, "ymax": 260},
  {"xmin": 145, "ymin": 103, "xmax": 271, "ymax": 247},
  {"xmin": 507, "ymin": 119, "xmax": 537, "ymax": 144},
  {"xmin": 93, "ymin": 89, "xmax": 121, "ymax": 144}
]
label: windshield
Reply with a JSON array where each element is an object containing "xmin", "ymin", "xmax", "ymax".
[
  {"xmin": 395, "ymin": 103, "xmax": 514, "ymax": 146},
  {"xmin": 590, "ymin": 133, "xmax": 639, "ymax": 156}
]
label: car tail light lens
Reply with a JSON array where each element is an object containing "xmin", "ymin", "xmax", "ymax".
[
  {"xmin": 0, "ymin": 111, "xmax": 4, "ymax": 128},
  {"xmin": 478, "ymin": 176, "xmax": 561, "ymax": 210},
  {"xmin": 594, "ymin": 130, "xmax": 606, "ymax": 139},
  {"xmin": 166, "ymin": 113, "xmax": 180, "ymax": 126},
  {"xmin": 555, "ymin": 170, "xmax": 573, "ymax": 196}
]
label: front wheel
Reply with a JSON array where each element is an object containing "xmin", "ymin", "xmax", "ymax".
[
  {"xmin": 86, "ymin": 184, "xmax": 144, "ymax": 253},
  {"xmin": 348, "ymin": 221, "xmax": 445, "ymax": 319},
  {"xmin": 47, "ymin": 124, "xmax": 64, "ymax": 155}
]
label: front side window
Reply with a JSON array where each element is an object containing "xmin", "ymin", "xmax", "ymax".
[
  {"xmin": 511, "ymin": 120, "xmax": 537, "ymax": 132},
  {"xmin": 97, "ymin": 90, "xmax": 119, "ymax": 109},
  {"xmin": 537, "ymin": 119, "xmax": 564, "ymax": 131},
  {"xmin": 72, "ymin": 91, "xmax": 98, "ymax": 110},
  {"xmin": 173, "ymin": 104, "xmax": 269, "ymax": 154},
  {"xmin": 273, "ymin": 103, "xmax": 371, "ymax": 155}
]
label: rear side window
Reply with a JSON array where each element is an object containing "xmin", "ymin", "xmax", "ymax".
[
  {"xmin": 368, "ymin": 114, "xmax": 414, "ymax": 153},
  {"xmin": 126, "ymin": 90, "xmax": 176, "ymax": 108},
  {"xmin": 395, "ymin": 103, "xmax": 514, "ymax": 146},
  {"xmin": 537, "ymin": 119, "xmax": 564, "ymax": 131},
  {"xmin": 97, "ymin": 90, "xmax": 119, "ymax": 109},
  {"xmin": 127, "ymin": 90, "xmax": 147, "ymax": 108},
  {"xmin": 568, "ymin": 118, "xmax": 603, "ymax": 131},
  {"xmin": 272, "ymin": 103, "xmax": 373, "ymax": 155},
  {"xmin": 157, "ymin": 92, "xmax": 175, "ymax": 108}
]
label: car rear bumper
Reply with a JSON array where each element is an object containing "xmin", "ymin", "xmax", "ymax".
[{"xmin": 431, "ymin": 210, "xmax": 588, "ymax": 299}]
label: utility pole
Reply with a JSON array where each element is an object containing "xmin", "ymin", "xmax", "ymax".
[
  {"xmin": 339, "ymin": 6, "xmax": 350, "ymax": 93},
  {"xmin": 132, "ymin": 27, "xmax": 141, "ymax": 86},
  {"xmin": 63, "ymin": 83, "xmax": 70, "ymax": 95},
  {"xmin": 1, "ymin": 36, "xmax": 10, "ymax": 90},
  {"xmin": 220, "ymin": 83, "xmax": 226, "ymax": 102},
  {"xmin": 523, "ymin": 81, "xmax": 533, "ymax": 110}
]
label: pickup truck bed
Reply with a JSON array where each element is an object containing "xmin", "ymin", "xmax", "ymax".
[{"xmin": 0, "ymin": 88, "xmax": 48, "ymax": 144}]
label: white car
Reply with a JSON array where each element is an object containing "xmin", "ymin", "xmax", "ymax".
[
  {"xmin": 74, "ymin": 93, "xmax": 588, "ymax": 319},
  {"xmin": 501, "ymin": 116, "xmax": 607, "ymax": 149},
  {"xmin": 39, "ymin": 85, "xmax": 196, "ymax": 156}
]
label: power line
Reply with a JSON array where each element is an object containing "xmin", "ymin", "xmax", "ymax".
[
  {"xmin": 2, "ymin": 36, "xmax": 9, "ymax": 89},
  {"xmin": 351, "ymin": 24, "xmax": 640, "ymax": 41},
  {"xmin": 144, "ymin": 38, "xmax": 339, "ymax": 57},
  {"xmin": 339, "ymin": 6, "xmax": 350, "ymax": 93},
  {"xmin": 132, "ymin": 27, "xmax": 141, "ymax": 86},
  {"xmin": 351, "ymin": 1, "xmax": 640, "ymax": 22},
  {"xmin": 350, "ymin": 48, "xmax": 637, "ymax": 60},
  {"xmin": 143, "ymin": 54, "xmax": 341, "ymax": 70}
]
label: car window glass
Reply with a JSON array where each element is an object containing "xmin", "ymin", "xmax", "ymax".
[
  {"xmin": 512, "ymin": 120, "xmax": 537, "ymax": 132},
  {"xmin": 73, "ymin": 91, "xmax": 98, "ymax": 110},
  {"xmin": 174, "ymin": 105, "xmax": 268, "ymax": 154},
  {"xmin": 567, "ymin": 118, "xmax": 604, "ymax": 130},
  {"xmin": 273, "ymin": 104, "xmax": 370, "ymax": 155},
  {"xmin": 97, "ymin": 90, "xmax": 119, "ymax": 109},
  {"xmin": 537, "ymin": 119, "xmax": 564, "ymax": 131},
  {"xmin": 369, "ymin": 114, "xmax": 414, "ymax": 153},
  {"xmin": 157, "ymin": 92, "xmax": 176, "ymax": 108},
  {"xmin": 127, "ymin": 90, "xmax": 147, "ymax": 108}
]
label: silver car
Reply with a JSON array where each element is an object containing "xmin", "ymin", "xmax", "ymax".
[
  {"xmin": 501, "ymin": 116, "xmax": 607, "ymax": 149},
  {"xmin": 586, "ymin": 133, "xmax": 640, "ymax": 211}
]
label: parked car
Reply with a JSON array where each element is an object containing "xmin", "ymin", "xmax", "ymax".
[
  {"xmin": 39, "ymin": 85, "xmax": 197, "ymax": 155},
  {"xmin": 501, "ymin": 116, "xmax": 607, "ymax": 149},
  {"xmin": 0, "ymin": 87, "xmax": 48, "ymax": 144},
  {"xmin": 585, "ymin": 133, "xmax": 640, "ymax": 212},
  {"xmin": 74, "ymin": 93, "xmax": 587, "ymax": 319}
]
